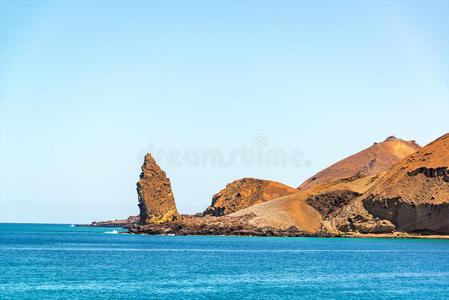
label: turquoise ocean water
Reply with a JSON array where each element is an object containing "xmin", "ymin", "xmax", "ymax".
[{"xmin": 2, "ymin": 223, "xmax": 449, "ymax": 299}]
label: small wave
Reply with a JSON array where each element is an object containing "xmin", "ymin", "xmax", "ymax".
[{"xmin": 104, "ymin": 230, "xmax": 119, "ymax": 234}]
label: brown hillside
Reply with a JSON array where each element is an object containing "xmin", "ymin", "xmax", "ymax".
[
  {"xmin": 230, "ymin": 192, "xmax": 323, "ymax": 233},
  {"xmin": 227, "ymin": 174, "xmax": 386, "ymax": 235},
  {"xmin": 203, "ymin": 178, "xmax": 298, "ymax": 216},
  {"xmin": 362, "ymin": 133, "xmax": 449, "ymax": 233},
  {"xmin": 298, "ymin": 136, "xmax": 421, "ymax": 190}
]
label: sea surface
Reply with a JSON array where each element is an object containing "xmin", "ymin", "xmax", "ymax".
[{"xmin": 2, "ymin": 224, "xmax": 449, "ymax": 299}]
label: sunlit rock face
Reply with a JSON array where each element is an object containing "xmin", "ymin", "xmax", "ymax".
[
  {"xmin": 298, "ymin": 136, "xmax": 421, "ymax": 191},
  {"xmin": 203, "ymin": 178, "xmax": 298, "ymax": 216},
  {"xmin": 137, "ymin": 153, "xmax": 179, "ymax": 224},
  {"xmin": 361, "ymin": 133, "xmax": 449, "ymax": 234}
]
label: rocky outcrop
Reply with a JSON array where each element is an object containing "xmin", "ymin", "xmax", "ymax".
[
  {"xmin": 298, "ymin": 136, "xmax": 421, "ymax": 190},
  {"xmin": 338, "ymin": 216, "xmax": 396, "ymax": 234},
  {"xmin": 407, "ymin": 167, "xmax": 449, "ymax": 182},
  {"xmin": 203, "ymin": 178, "xmax": 298, "ymax": 216},
  {"xmin": 334, "ymin": 133, "xmax": 449, "ymax": 234},
  {"xmin": 292, "ymin": 171, "xmax": 390, "ymax": 234},
  {"xmin": 322, "ymin": 194, "xmax": 396, "ymax": 235},
  {"xmin": 306, "ymin": 190, "xmax": 361, "ymax": 217},
  {"xmin": 99, "ymin": 133, "xmax": 449, "ymax": 239},
  {"xmin": 78, "ymin": 216, "xmax": 139, "ymax": 227},
  {"xmin": 363, "ymin": 196, "xmax": 449, "ymax": 234},
  {"xmin": 129, "ymin": 214, "xmax": 330, "ymax": 237},
  {"xmin": 137, "ymin": 153, "xmax": 179, "ymax": 224}
]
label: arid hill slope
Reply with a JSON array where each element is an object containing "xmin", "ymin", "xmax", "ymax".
[
  {"xmin": 227, "ymin": 174, "xmax": 383, "ymax": 235},
  {"xmin": 230, "ymin": 192, "xmax": 323, "ymax": 233},
  {"xmin": 298, "ymin": 136, "xmax": 421, "ymax": 190},
  {"xmin": 203, "ymin": 178, "xmax": 298, "ymax": 216},
  {"xmin": 362, "ymin": 133, "xmax": 449, "ymax": 233}
]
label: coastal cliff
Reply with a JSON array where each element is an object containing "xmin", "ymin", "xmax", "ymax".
[{"xmin": 361, "ymin": 133, "xmax": 449, "ymax": 234}]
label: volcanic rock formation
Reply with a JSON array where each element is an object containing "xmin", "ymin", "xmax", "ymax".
[
  {"xmin": 225, "ymin": 174, "xmax": 385, "ymax": 234},
  {"xmin": 130, "ymin": 213, "xmax": 328, "ymax": 237},
  {"xmin": 298, "ymin": 136, "xmax": 421, "ymax": 190},
  {"xmin": 116, "ymin": 133, "xmax": 449, "ymax": 238},
  {"xmin": 78, "ymin": 216, "xmax": 139, "ymax": 227},
  {"xmin": 137, "ymin": 153, "xmax": 179, "ymax": 224},
  {"xmin": 361, "ymin": 133, "xmax": 449, "ymax": 234},
  {"xmin": 203, "ymin": 178, "xmax": 298, "ymax": 216}
]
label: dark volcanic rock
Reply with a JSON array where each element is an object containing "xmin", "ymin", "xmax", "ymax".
[
  {"xmin": 137, "ymin": 153, "xmax": 179, "ymax": 224},
  {"xmin": 363, "ymin": 196, "xmax": 449, "ymax": 234},
  {"xmin": 335, "ymin": 213, "xmax": 396, "ymax": 234},
  {"xmin": 306, "ymin": 190, "xmax": 361, "ymax": 217},
  {"xmin": 128, "ymin": 214, "xmax": 330, "ymax": 237},
  {"xmin": 78, "ymin": 216, "xmax": 139, "ymax": 227}
]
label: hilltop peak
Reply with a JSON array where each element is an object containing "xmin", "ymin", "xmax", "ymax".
[
  {"xmin": 298, "ymin": 137, "xmax": 421, "ymax": 190},
  {"xmin": 383, "ymin": 135, "xmax": 399, "ymax": 142}
]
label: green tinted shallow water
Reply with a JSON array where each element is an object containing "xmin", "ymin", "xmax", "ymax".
[{"xmin": 1, "ymin": 223, "xmax": 449, "ymax": 299}]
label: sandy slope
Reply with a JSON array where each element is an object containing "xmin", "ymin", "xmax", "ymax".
[{"xmin": 230, "ymin": 192, "xmax": 322, "ymax": 232}]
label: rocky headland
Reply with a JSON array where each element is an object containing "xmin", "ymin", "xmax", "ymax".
[{"xmin": 87, "ymin": 133, "xmax": 449, "ymax": 239}]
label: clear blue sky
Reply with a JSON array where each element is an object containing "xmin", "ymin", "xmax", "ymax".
[{"xmin": 1, "ymin": 0, "xmax": 448, "ymax": 223}]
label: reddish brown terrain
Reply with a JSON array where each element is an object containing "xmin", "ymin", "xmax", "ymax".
[
  {"xmin": 136, "ymin": 153, "xmax": 179, "ymax": 224},
  {"xmin": 203, "ymin": 178, "xmax": 298, "ymax": 216},
  {"xmin": 298, "ymin": 136, "xmax": 421, "ymax": 190},
  {"xmin": 89, "ymin": 133, "xmax": 449, "ymax": 239},
  {"xmin": 361, "ymin": 133, "xmax": 449, "ymax": 234},
  {"xmin": 226, "ymin": 173, "xmax": 385, "ymax": 235}
]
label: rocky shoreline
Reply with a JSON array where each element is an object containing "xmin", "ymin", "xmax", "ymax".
[
  {"xmin": 77, "ymin": 216, "xmax": 138, "ymax": 228},
  {"xmin": 124, "ymin": 214, "xmax": 331, "ymax": 237},
  {"xmin": 78, "ymin": 213, "xmax": 449, "ymax": 239},
  {"xmin": 123, "ymin": 224, "xmax": 449, "ymax": 239},
  {"xmin": 117, "ymin": 214, "xmax": 449, "ymax": 239}
]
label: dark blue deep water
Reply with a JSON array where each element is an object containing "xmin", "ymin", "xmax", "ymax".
[{"xmin": 2, "ymin": 224, "xmax": 449, "ymax": 299}]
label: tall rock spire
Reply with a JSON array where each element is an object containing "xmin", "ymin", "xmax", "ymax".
[{"xmin": 137, "ymin": 153, "xmax": 179, "ymax": 224}]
